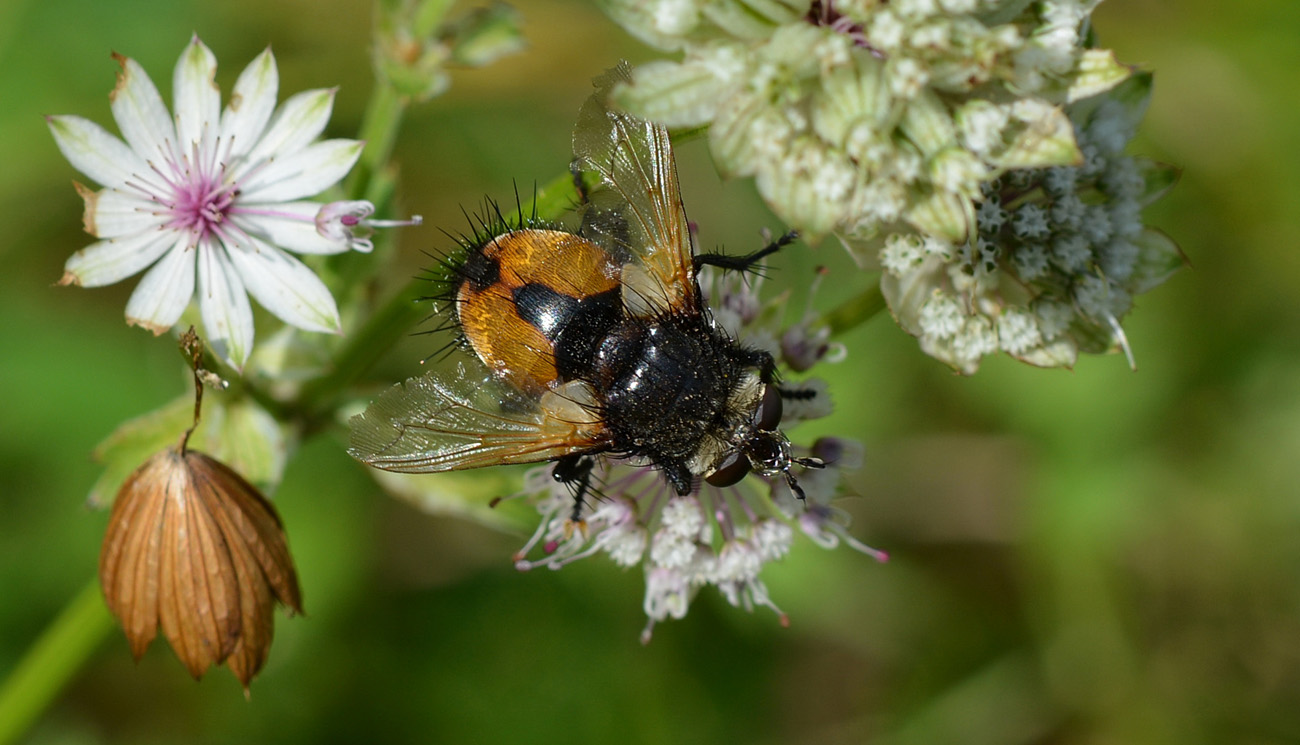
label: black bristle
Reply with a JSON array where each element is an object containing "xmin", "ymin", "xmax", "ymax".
[{"xmin": 415, "ymin": 192, "xmax": 563, "ymax": 364}]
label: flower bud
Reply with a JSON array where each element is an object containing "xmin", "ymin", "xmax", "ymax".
[
  {"xmin": 99, "ymin": 446, "xmax": 302, "ymax": 690},
  {"xmin": 446, "ymin": 3, "xmax": 526, "ymax": 68}
]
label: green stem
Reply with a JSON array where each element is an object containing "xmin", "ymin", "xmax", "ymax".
[
  {"xmin": 346, "ymin": 82, "xmax": 406, "ymax": 203},
  {"xmin": 0, "ymin": 579, "xmax": 113, "ymax": 745},
  {"xmin": 818, "ymin": 275, "xmax": 886, "ymax": 339},
  {"xmin": 413, "ymin": 0, "xmax": 456, "ymax": 36},
  {"xmin": 297, "ymin": 278, "xmax": 429, "ymax": 423}
]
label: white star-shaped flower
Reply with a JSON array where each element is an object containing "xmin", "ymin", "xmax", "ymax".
[{"xmin": 49, "ymin": 35, "xmax": 368, "ymax": 369}]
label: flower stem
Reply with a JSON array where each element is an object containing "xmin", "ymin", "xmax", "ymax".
[
  {"xmin": 346, "ymin": 81, "xmax": 407, "ymax": 203},
  {"xmin": 0, "ymin": 579, "xmax": 113, "ymax": 745},
  {"xmin": 818, "ymin": 275, "xmax": 886, "ymax": 338},
  {"xmin": 296, "ymin": 277, "xmax": 428, "ymax": 423}
]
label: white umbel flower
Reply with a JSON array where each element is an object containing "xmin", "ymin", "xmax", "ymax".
[
  {"xmin": 499, "ymin": 252, "xmax": 885, "ymax": 641},
  {"xmin": 49, "ymin": 36, "xmax": 368, "ymax": 369},
  {"xmin": 880, "ymin": 74, "xmax": 1183, "ymax": 373}
]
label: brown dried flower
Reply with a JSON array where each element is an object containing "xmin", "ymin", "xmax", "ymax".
[{"xmin": 99, "ymin": 446, "xmax": 303, "ymax": 689}]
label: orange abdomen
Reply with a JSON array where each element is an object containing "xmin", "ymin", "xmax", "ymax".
[{"xmin": 456, "ymin": 229, "xmax": 621, "ymax": 393}]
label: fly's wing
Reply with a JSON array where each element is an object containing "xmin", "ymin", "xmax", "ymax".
[
  {"xmin": 573, "ymin": 63, "xmax": 697, "ymax": 318},
  {"xmin": 349, "ymin": 362, "xmax": 609, "ymax": 473}
]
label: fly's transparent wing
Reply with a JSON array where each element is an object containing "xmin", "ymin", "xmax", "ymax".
[
  {"xmin": 573, "ymin": 63, "xmax": 697, "ymax": 317},
  {"xmin": 349, "ymin": 362, "xmax": 608, "ymax": 473}
]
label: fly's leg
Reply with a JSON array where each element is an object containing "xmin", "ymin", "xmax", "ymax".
[
  {"xmin": 694, "ymin": 230, "xmax": 798, "ymax": 274},
  {"xmin": 554, "ymin": 453, "xmax": 597, "ymax": 524}
]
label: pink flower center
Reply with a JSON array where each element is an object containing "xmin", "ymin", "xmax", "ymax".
[
  {"xmin": 168, "ymin": 167, "xmax": 236, "ymax": 237},
  {"xmin": 140, "ymin": 138, "xmax": 247, "ymax": 243}
]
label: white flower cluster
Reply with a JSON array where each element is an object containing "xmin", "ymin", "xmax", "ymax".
[
  {"xmin": 505, "ymin": 260, "xmax": 884, "ymax": 641},
  {"xmin": 880, "ymin": 74, "xmax": 1183, "ymax": 372},
  {"xmin": 600, "ymin": 0, "xmax": 1129, "ymax": 246}
]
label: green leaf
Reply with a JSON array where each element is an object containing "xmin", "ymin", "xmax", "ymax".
[
  {"xmin": 596, "ymin": 0, "xmax": 704, "ymax": 50},
  {"xmin": 900, "ymin": 90, "xmax": 956, "ymax": 157},
  {"xmin": 920, "ymin": 334, "xmax": 979, "ymax": 375},
  {"xmin": 994, "ymin": 106, "xmax": 1081, "ymax": 169},
  {"xmin": 1072, "ymin": 70, "xmax": 1152, "ymax": 134},
  {"xmin": 754, "ymin": 138, "xmax": 851, "ymax": 239},
  {"xmin": 1015, "ymin": 338, "xmax": 1079, "ymax": 369},
  {"xmin": 1134, "ymin": 158, "xmax": 1181, "ymax": 207},
  {"xmin": 1066, "ymin": 49, "xmax": 1132, "ymax": 104},
  {"xmin": 1128, "ymin": 228, "xmax": 1187, "ymax": 294},
  {"xmin": 87, "ymin": 394, "xmax": 292, "ymax": 508},
  {"xmin": 879, "ymin": 254, "xmax": 943, "ymax": 338},
  {"xmin": 905, "ymin": 188, "xmax": 971, "ymax": 243},
  {"xmin": 813, "ymin": 54, "xmax": 890, "ymax": 148},
  {"xmin": 88, "ymin": 397, "xmax": 192, "ymax": 508},
  {"xmin": 701, "ymin": 0, "xmax": 807, "ymax": 40},
  {"xmin": 1104, "ymin": 71, "xmax": 1154, "ymax": 131},
  {"xmin": 377, "ymin": 54, "xmax": 451, "ymax": 101},
  {"xmin": 370, "ymin": 469, "xmax": 530, "ymax": 531},
  {"xmin": 835, "ymin": 231, "xmax": 886, "ymax": 270},
  {"xmin": 447, "ymin": 2, "xmax": 527, "ymax": 68},
  {"xmin": 709, "ymin": 91, "xmax": 772, "ymax": 178},
  {"xmin": 1069, "ymin": 317, "xmax": 1118, "ymax": 355},
  {"xmin": 198, "ymin": 397, "xmax": 292, "ymax": 492},
  {"xmin": 615, "ymin": 57, "xmax": 730, "ymax": 129},
  {"xmin": 975, "ymin": 0, "xmax": 1034, "ymax": 26}
]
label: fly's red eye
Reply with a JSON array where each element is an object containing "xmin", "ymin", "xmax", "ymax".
[
  {"xmin": 756, "ymin": 384, "xmax": 783, "ymax": 431},
  {"xmin": 706, "ymin": 452, "xmax": 750, "ymax": 488}
]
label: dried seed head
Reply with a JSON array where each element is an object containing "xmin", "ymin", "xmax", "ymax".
[{"xmin": 99, "ymin": 446, "xmax": 302, "ymax": 690}]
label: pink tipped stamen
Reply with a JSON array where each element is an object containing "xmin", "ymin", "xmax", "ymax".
[
  {"xmin": 206, "ymin": 220, "xmax": 239, "ymax": 248},
  {"xmin": 745, "ymin": 580, "xmax": 787, "ymax": 620},
  {"xmin": 541, "ymin": 539, "xmax": 605, "ymax": 570},
  {"xmin": 514, "ymin": 504, "xmax": 563, "ymax": 559},
  {"xmin": 215, "ymin": 133, "xmax": 238, "ymax": 171},
  {"xmin": 845, "ymin": 535, "xmax": 889, "ymax": 563},
  {"xmin": 714, "ymin": 504, "xmax": 736, "ymax": 543},
  {"xmin": 201, "ymin": 131, "xmax": 223, "ymax": 177},
  {"xmin": 129, "ymin": 160, "xmax": 183, "ymax": 204}
]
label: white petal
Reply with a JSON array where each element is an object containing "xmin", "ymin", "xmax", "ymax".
[
  {"xmin": 91, "ymin": 188, "xmax": 168, "ymax": 238},
  {"xmin": 226, "ymin": 236, "xmax": 341, "ymax": 333},
  {"xmin": 219, "ymin": 48, "xmax": 278, "ymax": 159},
  {"xmin": 109, "ymin": 53, "xmax": 178, "ymax": 164},
  {"xmin": 124, "ymin": 237, "xmax": 196, "ymax": 333},
  {"xmin": 47, "ymin": 116, "xmax": 148, "ymax": 188},
  {"xmin": 238, "ymin": 139, "xmax": 363, "ymax": 203},
  {"xmin": 173, "ymin": 36, "xmax": 221, "ymax": 158},
  {"xmin": 240, "ymin": 88, "xmax": 335, "ymax": 167},
  {"xmin": 232, "ymin": 201, "xmax": 350, "ymax": 254},
  {"xmin": 198, "ymin": 242, "xmax": 255, "ymax": 369},
  {"xmin": 62, "ymin": 228, "xmax": 176, "ymax": 287}
]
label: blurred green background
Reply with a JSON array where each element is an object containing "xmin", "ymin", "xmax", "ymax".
[{"xmin": 3, "ymin": 0, "xmax": 1298, "ymax": 743}]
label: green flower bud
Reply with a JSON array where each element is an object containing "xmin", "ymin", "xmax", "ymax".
[{"xmin": 447, "ymin": 3, "xmax": 526, "ymax": 68}]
